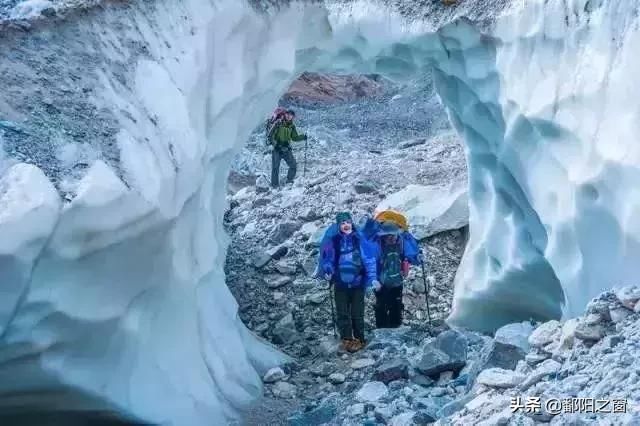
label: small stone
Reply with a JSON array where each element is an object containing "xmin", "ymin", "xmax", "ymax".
[
  {"xmin": 437, "ymin": 371, "xmax": 453, "ymax": 385},
  {"xmin": 310, "ymin": 362, "xmax": 334, "ymax": 377},
  {"xmin": 272, "ymin": 381, "xmax": 297, "ymax": 399},
  {"xmin": 412, "ymin": 410, "xmax": 436, "ymax": 425},
  {"xmin": 389, "ymin": 411, "xmax": 416, "ymax": 426},
  {"xmin": 273, "ymin": 292, "xmax": 284, "ymax": 301},
  {"xmin": 356, "ymin": 381, "xmax": 389, "ymax": 402},
  {"xmin": 328, "ymin": 373, "xmax": 346, "ymax": 385},
  {"xmin": 476, "ymin": 368, "xmax": 525, "ymax": 388},
  {"xmin": 255, "ymin": 175, "xmax": 270, "ymax": 193},
  {"xmin": 275, "ymin": 261, "xmax": 297, "ymax": 275},
  {"xmin": 252, "ymin": 250, "xmax": 272, "ymax": 268},
  {"xmin": 525, "ymin": 351, "xmax": 549, "ymax": 365},
  {"xmin": 374, "ymin": 405, "xmax": 395, "ymax": 423},
  {"xmin": 318, "ymin": 337, "xmax": 341, "ymax": 355},
  {"xmin": 264, "ymin": 275, "xmax": 293, "ymax": 289},
  {"xmin": 354, "ymin": 181, "xmax": 379, "ymax": 194},
  {"xmin": 351, "ymin": 358, "xmax": 376, "ymax": 370},
  {"xmin": 263, "ymin": 367, "xmax": 286, "ymax": 383},
  {"xmin": 307, "ymin": 292, "xmax": 326, "ymax": 304},
  {"xmin": 346, "ymin": 403, "xmax": 365, "ymax": 416}
]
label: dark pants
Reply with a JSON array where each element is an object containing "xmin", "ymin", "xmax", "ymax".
[
  {"xmin": 334, "ymin": 286, "xmax": 365, "ymax": 341},
  {"xmin": 271, "ymin": 146, "xmax": 297, "ymax": 188},
  {"xmin": 375, "ymin": 285, "xmax": 403, "ymax": 328}
]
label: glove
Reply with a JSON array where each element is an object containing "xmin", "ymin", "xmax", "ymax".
[
  {"xmin": 372, "ymin": 280, "xmax": 382, "ymax": 292},
  {"xmin": 324, "ymin": 273, "xmax": 332, "ymax": 281}
]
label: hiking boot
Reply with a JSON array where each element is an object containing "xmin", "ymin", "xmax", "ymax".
[
  {"xmin": 340, "ymin": 338, "xmax": 354, "ymax": 352},
  {"xmin": 347, "ymin": 338, "xmax": 364, "ymax": 353}
]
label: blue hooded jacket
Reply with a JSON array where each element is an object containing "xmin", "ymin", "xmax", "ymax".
[{"xmin": 317, "ymin": 223, "xmax": 377, "ymax": 289}]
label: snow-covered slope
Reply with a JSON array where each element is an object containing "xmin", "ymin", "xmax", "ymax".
[{"xmin": 1, "ymin": 0, "xmax": 639, "ymax": 423}]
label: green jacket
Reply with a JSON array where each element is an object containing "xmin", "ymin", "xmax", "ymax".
[{"xmin": 269, "ymin": 121, "xmax": 306, "ymax": 147}]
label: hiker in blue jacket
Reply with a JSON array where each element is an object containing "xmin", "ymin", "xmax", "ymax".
[
  {"xmin": 371, "ymin": 221, "xmax": 422, "ymax": 328},
  {"xmin": 318, "ymin": 212, "xmax": 379, "ymax": 352}
]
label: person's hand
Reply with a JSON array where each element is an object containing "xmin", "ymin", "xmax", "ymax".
[
  {"xmin": 324, "ymin": 273, "xmax": 332, "ymax": 281},
  {"xmin": 372, "ymin": 280, "xmax": 382, "ymax": 292},
  {"xmin": 302, "ymin": 134, "xmax": 308, "ymax": 141}
]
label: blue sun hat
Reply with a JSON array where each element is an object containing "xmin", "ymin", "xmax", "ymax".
[{"xmin": 378, "ymin": 221, "xmax": 402, "ymax": 236}]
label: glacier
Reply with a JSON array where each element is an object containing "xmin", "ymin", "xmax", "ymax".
[{"xmin": 0, "ymin": 0, "xmax": 639, "ymax": 423}]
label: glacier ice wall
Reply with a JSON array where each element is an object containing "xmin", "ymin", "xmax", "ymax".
[
  {"xmin": 1, "ymin": 0, "xmax": 639, "ymax": 422},
  {"xmin": 0, "ymin": 0, "xmax": 326, "ymax": 423}
]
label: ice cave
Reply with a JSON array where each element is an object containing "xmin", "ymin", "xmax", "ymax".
[{"xmin": 1, "ymin": 0, "xmax": 639, "ymax": 424}]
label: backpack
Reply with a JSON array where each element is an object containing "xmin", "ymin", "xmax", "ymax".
[
  {"xmin": 379, "ymin": 238, "xmax": 404, "ymax": 287},
  {"xmin": 332, "ymin": 234, "xmax": 364, "ymax": 286},
  {"xmin": 265, "ymin": 107, "xmax": 287, "ymax": 145}
]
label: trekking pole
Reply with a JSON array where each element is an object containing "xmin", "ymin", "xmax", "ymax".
[
  {"xmin": 420, "ymin": 250, "xmax": 432, "ymax": 327},
  {"xmin": 328, "ymin": 281, "xmax": 338, "ymax": 338},
  {"xmin": 303, "ymin": 136, "xmax": 309, "ymax": 178}
]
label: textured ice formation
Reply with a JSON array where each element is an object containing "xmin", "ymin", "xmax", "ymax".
[{"xmin": 1, "ymin": 0, "xmax": 639, "ymax": 423}]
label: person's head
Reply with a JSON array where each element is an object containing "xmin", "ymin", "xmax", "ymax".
[
  {"xmin": 285, "ymin": 109, "xmax": 295, "ymax": 122},
  {"xmin": 379, "ymin": 221, "xmax": 401, "ymax": 245},
  {"xmin": 336, "ymin": 212, "xmax": 353, "ymax": 234}
]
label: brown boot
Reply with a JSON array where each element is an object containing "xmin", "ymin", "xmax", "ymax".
[
  {"xmin": 347, "ymin": 338, "xmax": 364, "ymax": 353},
  {"xmin": 340, "ymin": 338, "xmax": 354, "ymax": 352}
]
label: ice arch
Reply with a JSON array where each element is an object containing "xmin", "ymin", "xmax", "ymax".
[{"xmin": 0, "ymin": 0, "xmax": 637, "ymax": 423}]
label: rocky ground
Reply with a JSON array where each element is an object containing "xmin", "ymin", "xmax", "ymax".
[{"xmin": 224, "ymin": 73, "xmax": 470, "ymax": 425}]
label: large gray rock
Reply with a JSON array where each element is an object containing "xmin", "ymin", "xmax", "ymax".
[
  {"xmin": 377, "ymin": 184, "xmax": 468, "ymax": 240},
  {"xmin": 373, "ymin": 359, "xmax": 410, "ymax": 384},
  {"xmin": 465, "ymin": 339, "xmax": 526, "ymax": 391},
  {"xmin": 354, "ymin": 180, "xmax": 380, "ymax": 194},
  {"xmin": 269, "ymin": 221, "xmax": 301, "ymax": 245},
  {"xmin": 528, "ymin": 320, "xmax": 561, "ymax": 347},
  {"xmin": 272, "ymin": 314, "xmax": 298, "ymax": 344},
  {"xmin": 416, "ymin": 330, "xmax": 467, "ymax": 377},
  {"xmin": 494, "ymin": 321, "xmax": 534, "ymax": 353}
]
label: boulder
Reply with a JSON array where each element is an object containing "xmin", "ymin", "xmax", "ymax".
[
  {"xmin": 266, "ymin": 244, "xmax": 288, "ymax": 260},
  {"xmin": 346, "ymin": 403, "xmax": 365, "ymax": 416},
  {"xmin": 298, "ymin": 222, "xmax": 319, "ymax": 238},
  {"xmin": 412, "ymin": 410, "xmax": 437, "ymax": 425},
  {"xmin": 252, "ymin": 250, "xmax": 273, "ymax": 269},
  {"xmin": 416, "ymin": 330, "xmax": 467, "ymax": 377},
  {"xmin": 614, "ymin": 286, "xmax": 640, "ymax": 309},
  {"xmin": 377, "ymin": 184, "xmax": 468, "ymax": 240},
  {"xmin": 528, "ymin": 320, "xmax": 561, "ymax": 347},
  {"xmin": 373, "ymin": 359, "xmax": 410, "ymax": 384},
  {"xmin": 272, "ymin": 314, "xmax": 298, "ymax": 344},
  {"xmin": 494, "ymin": 321, "xmax": 534, "ymax": 353},
  {"xmin": 609, "ymin": 306, "xmax": 632, "ymax": 323},
  {"xmin": 269, "ymin": 221, "xmax": 301, "ymax": 245},
  {"xmin": 308, "ymin": 226, "xmax": 328, "ymax": 248},
  {"xmin": 263, "ymin": 367, "xmax": 286, "ymax": 383},
  {"xmin": 275, "ymin": 261, "xmax": 297, "ymax": 275},
  {"xmin": 354, "ymin": 180, "xmax": 380, "ymax": 194},
  {"xmin": 476, "ymin": 368, "xmax": 525, "ymax": 388},
  {"xmin": 574, "ymin": 321, "xmax": 605, "ymax": 342},
  {"xmin": 356, "ymin": 381, "xmax": 389, "ymax": 402}
]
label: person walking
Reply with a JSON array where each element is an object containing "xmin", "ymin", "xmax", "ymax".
[{"xmin": 267, "ymin": 109, "xmax": 307, "ymax": 188}]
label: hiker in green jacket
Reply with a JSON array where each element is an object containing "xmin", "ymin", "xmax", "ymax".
[{"xmin": 267, "ymin": 109, "xmax": 307, "ymax": 188}]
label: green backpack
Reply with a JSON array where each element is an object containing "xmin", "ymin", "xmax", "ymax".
[{"xmin": 380, "ymin": 240, "xmax": 403, "ymax": 287}]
